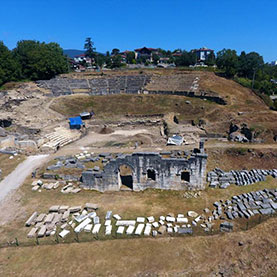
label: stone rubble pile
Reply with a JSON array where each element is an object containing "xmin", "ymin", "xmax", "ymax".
[
  {"xmin": 25, "ymin": 206, "xmax": 218, "ymax": 239},
  {"xmin": 207, "ymin": 168, "xmax": 277, "ymax": 188},
  {"xmin": 31, "ymin": 180, "xmax": 81, "ymax": 193},
  {"xmin": 210, "ymin": 188, "xmax": 277, "ymax": 221}
]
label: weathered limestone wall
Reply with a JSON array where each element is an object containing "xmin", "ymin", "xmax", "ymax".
[{"xmin": 81, "ymin": 150, "xmax": 207, "ymax": 192}]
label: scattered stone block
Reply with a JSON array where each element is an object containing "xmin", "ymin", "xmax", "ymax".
[
  {"xmin": 113, "ymin": 214, "xmax": 121, "ymax": 220},
  {"xmin": 135, "ymin": 224, "xmax": 145, "ymax": 235},
  {"xmin": 147, "ymin": 216, "xmax": 155, "ymax": 223},
  {"xmin": 84, "ymin": 224, "xmax": 93, "ymax": 232},
  {"xmin": 37, "ymin": 226, "xmax": 47, "ymax": 237},
  {"xmin": 59, "ymin": 229, "xmax": 70, "ymax": 238},
  {"xmin": 187, "ymin": 211, "xmax": 198, "ymax": 217},
  {"xmin": 105, "ymin": 211, "xmax": 112, "ymax": 220},
  {"xmin": 105, "ymin": 225, "xmax": 112, "ymax": 235},
  {"xmin": 27, "ymin": 227, "xmax": 38, "ymax": 238},
  {"xmin": 220, "ymin": 221, "xmax": 233, "ymax": 232},
  {"xmin": 116, "ymin": 220, "xmax": 136, "ymax": 226},
  {"xmin": 144, "ymin": 225, "xmax": 151, "ymax": 236},
  {"xmin": 36, "ymin": 213, "xmax": 46, "ymax": 223},
  {"xmin": 69, "ymin": 206, "xmax": 82, "ymax": 213},
  {"xmin": 178, "ymin": 227, "xmax": 193, "ymax": 234},
  {"xmin": 105, "ymin": 220, "xmax": 111, "ymax": 226},
  {"xmin": 74, "ymin": 218, "xmax": 92, "ymax": 233},
  {"xmin": 117, "ymin": 226, "xmax": 125, "ymax": 234},
  {"xmin": 136, "ymin": 217, "xmax": 145, "ymax": 223},
  {"xmin": 177, "ymin": 217, "xmax": 188, "ymax": 223},
  {"xmin": 126, "ymin": 225, "xmax": 135, "ymax": 235},
  {"xmin": 158, "ymin": 225, "xmax": 167, "ymax": 235},
  {"xmin": 32, "ymin": 185, "xmax": 40, "ymax": 191},
  {"xmin": 25, "ymin": 212, "xmax": 38, "ymax": 227},
  {"xmin": 49, "ymin": 206, "xmax": 60, "ymax": 213},
  {"xmin": 92, "ymin": 223, "xmax": 101, "ymax": 234}
]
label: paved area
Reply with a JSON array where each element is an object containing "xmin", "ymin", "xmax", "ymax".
[{"xmin": 0, "ymin": 155, "xmax": 49, "ymax": 203}]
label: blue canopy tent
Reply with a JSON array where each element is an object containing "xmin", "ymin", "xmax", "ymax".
[{"xmin": 69, "ymin": 116, "xmax": 83, "ymax": 129}]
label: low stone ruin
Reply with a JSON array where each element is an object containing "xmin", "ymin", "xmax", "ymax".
[
  {"xmin": 81, "ymin": 143, "xmax": 207, "ymax": 192},
  {"xmin": 207, "ymin": 168, "xmax": 277, "ymax": 188},
  {"xmin": 211, "ymin": 188, "xmax": 277, "ymax": 221}
]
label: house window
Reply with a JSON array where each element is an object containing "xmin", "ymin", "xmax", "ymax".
[{"xmin": 147, "ymin": 169, "xmax": 156, "ymax": 181}]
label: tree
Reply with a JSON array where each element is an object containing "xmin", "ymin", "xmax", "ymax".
[
  {"xmin": 174, "ymin": 51, "xmax": 195, "ymax": 67},
  {"xmin": 111, "ymin": 55, "xmax": 123, "ymax": 68},
  {"xmin": 238, "ymin": 51, "xmax": 264, "ymax": 79},
  {"xmin": 84, "ymin": 37, "xmax": 96, "ymax": 61},
  {"xmin": 13, "ymin": 40, "xmax": 68, "ymax": 80},
  {"xmin": 0, "ymin": 41, "xmax": 20, "ymax": 86},
  {"xmin": 126, "ymin": 51, "xmax": 135, "ymax": 64},
  {"xmin": 152, "ymin": 53, "xmax": 160, "ymax": 65},
  {"xmin": 205, "ymin": 52, "xmax": 216, "ymax": 66},
  {"xmin": 95, "ymin": 54, "xmax": 105, "ymax": 68},
  {"xmin": 111, "ymin": 48, "xmax": 120, "ymax": 56},
  {"xmin": 216, "ymin": 49, "xmax": 239, "ymax": 77}
]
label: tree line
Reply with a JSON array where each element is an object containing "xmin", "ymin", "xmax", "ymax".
[{"xmin": 0, "ymin": 40, "xmax": 68, "ymax": 87}]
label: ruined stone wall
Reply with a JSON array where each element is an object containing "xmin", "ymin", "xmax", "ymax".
[{"xmin": 81, "ymin": 151, "xmax": 207, "ymax": 192}]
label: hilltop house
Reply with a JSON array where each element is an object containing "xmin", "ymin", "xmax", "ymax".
[
  {"xmin": 134, "ymin": 47, "xmax": 159, "ymax": 62},
  {"xmin": 193, "ymin": 47, "xmax": 214, "ymax": 62}
]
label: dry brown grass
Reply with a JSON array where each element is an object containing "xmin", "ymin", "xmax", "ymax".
[
  {"xmin": 0, "ymin": 215, "xmax": 277, "ymax": 276},
  {"xmin": 0, "ymin": 154, "xmax": 26, "ymax": 179}
]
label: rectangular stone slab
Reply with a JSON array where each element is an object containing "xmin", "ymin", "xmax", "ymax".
[
  {"xmin": 25, "ymin": 212, "xmax": 38, "ymax": 227},
  {"xmin": 135, "ymin": 224, "xmax": 145, "ymax": 235},
  {"xmin": 116, "ymin": 220, "xmax": 136, "ymax": 226},
  {"xmin": 126, "ymin": 225, "xmax": 135, "ymax": 235},
  {"xmin": 37, "ymin": 226, "xmax": 47, "ymax": 237},
  {"xmin": 92, "ymin": 223, "xmax": 101, "ymax": 234},
  {"xmin": 27, "ymin": 227, "xmax": 38, "ymax": 238}
]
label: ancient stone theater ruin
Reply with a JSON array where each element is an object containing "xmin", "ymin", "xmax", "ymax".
[{"xmin": 81, "ymin": 142, "xmax": 207, "ymax": 192}]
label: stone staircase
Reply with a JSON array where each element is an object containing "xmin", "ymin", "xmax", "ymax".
[{"xmin": 40, "ymin": 127, "xmax": 81, "ymax": 152}]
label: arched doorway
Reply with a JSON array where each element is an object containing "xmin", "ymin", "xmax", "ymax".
[
  {"xmin": 118, "ymin": 164, "xmax": 133, "ymax": 190},
  {"xmin": 147, "ymin": 169, "xmax": 156, "ymax": 181}
]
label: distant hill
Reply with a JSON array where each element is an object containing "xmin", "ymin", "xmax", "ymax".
[{"xmin": 63, "ymin": 49, "xmax": 85, "ymax": 58}]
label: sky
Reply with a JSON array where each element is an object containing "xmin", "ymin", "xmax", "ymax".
[{"xmin": 0, "ymin": 0, "xmax": 276, "ymax": 62}]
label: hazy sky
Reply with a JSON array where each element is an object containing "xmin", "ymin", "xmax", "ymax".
[{"xmin": 0, "ymin": 0, "xmax": 276, "ymax": 61}]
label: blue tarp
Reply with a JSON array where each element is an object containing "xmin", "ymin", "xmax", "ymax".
[{"xmin": 69, "ymin": 116, "xmax": 83, "ymax": 129}]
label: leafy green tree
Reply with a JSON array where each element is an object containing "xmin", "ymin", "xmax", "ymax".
[
  {"xmin": 111, "ymin": 48, "xmax": 120, "ymax": 56},
  {"xmin": 216, "ymin": 49, "xmax": 239, "ymax": 77},
  {"xmin": 84, "ymin": 37, "xmax": 96, "ymax": 61},
  {"xmin": 0, "ymin": 41, "xmax": 20, "ymax": 86},
  {"xmin": 95, "ymin": 54, "xmax": 106, "ymax": 68},
  {"xmin": 205, "ymin": 52, "xmax": 216, "ymax": 66},
  {"xmin": 238, "ymin": 51, "xmax": 264, "ymax": 79},
  {"xmin": 174, "ymin": 51, "xmax": 194, "ymax": 67},
  {"xmin": 152, "ymin": 53, "xmax": 160, "ymax": 65},
  {"xmin": 126, "ymin": 51, "xmax": 135, "ymax": 64},
  {"xmin": 111, "ymin": 55, "xmax": 123, "ymax": 68},
  {"xmin": 13, "ymin": 40, "xmax": 68, "ymax": 80}
]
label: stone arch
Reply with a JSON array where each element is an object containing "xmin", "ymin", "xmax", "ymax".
[
  {"xmin": 117, "ymin": 163, "xmax": 134, "ymax": 190},
  {"xmin": 147, "ymin": 168, "xmax": 157, "ymax": 181}
]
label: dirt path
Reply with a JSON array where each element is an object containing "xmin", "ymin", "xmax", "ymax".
[{"xmin": 0, "ymin": 155, "xmax": 49, "ymax": 203}]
